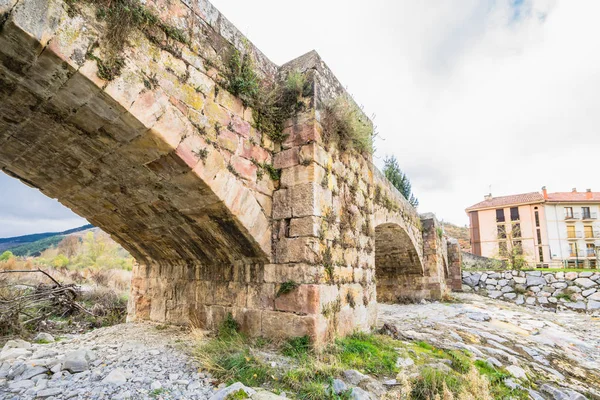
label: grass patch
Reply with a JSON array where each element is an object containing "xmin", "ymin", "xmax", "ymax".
[
  {"xmin": 336, "ymin": 332, "xmax": 398, "ymax": 376},
  {"xmin": 197, "ymin": 316, "xmax": 400, "ymax": 399},
  {"xmin": 281, "ymin": 335, "xmax": 311, "ymax": 359},
  {"xmin": 407, "ymin": 342, "xmax": 529, "ymax": 400}
]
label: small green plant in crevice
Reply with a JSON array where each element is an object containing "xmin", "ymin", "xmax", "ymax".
[
  {"xmin": 321, "ymin": 298, "xmax": 341, "ymax": 319},
  {"xmin": 260, "ymin": 162, "xmax": 281, "ymax": 181},
  {"xmin": 555, "ymin": 291, "xmax": 573, "ymax": 302},
  {"xmin": 346, "ymin": 291, "xmax": 356, "ymax": 309},
  {"xmin": 436, "ymin": 227, "xmax": 444, "ymax": 240},
  {"xmin": 276, "ymin": 280, "xmax": 299, "ymax": 298},
  {"xmin": 150, "ymin": 388, "xmax": 168, "ymax": 397},
  {"xmin": 322, "ymin": 97, "xmax": 373, "ymax": 154},
  {"xmin": 322, "ymin": 246, "xmax": 335, "ymax": 283},
  {"xmin": 227, "ymin": 163, "xmax": 240, "ymax": 178},
  {"xmin": 86, "ymin": 52, "xmax": 125, "ymax": 81},
  {"xmin": 225, "ymin": 389, "xmax": 249, "ymax": 400},
  {"xmin": 193, "ymin": 148, "xmax": 209, "ymax": 162}
]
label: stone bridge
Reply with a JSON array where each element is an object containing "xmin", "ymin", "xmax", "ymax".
[{"xmin": 0, "ymin": 0, "xmax": 461, "ymax": 343}]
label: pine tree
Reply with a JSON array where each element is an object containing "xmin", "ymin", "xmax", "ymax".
[{"xmin": 382, "ymin": 155, "xmax": 419, "ymax": 207}]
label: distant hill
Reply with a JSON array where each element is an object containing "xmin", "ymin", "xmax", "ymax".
[
  {"xmin": 442, "ymin": 222, "xmax": 471, "ymax": 252},
  {"xmin": 0, "ymin": 224, "xmax": 94, "ymax": 255}
]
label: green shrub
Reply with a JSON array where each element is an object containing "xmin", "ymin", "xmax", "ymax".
[{"xmin": 0, "ymin": 251, "xmax": 14, "ymax": 261}]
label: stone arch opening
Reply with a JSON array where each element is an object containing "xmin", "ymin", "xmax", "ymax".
[{"xmin": 374, "ymin": 223, "xmax": 424, "ymax": 303}]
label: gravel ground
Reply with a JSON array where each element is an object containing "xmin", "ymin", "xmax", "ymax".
[{"xmin": 0, "ymin": 323, "xmax": 215, "ymax": 400}]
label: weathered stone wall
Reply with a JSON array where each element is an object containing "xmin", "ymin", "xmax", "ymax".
[
  {"xmin": 447, "ymin": 239, "xmax": 463, "ymax": 291},
  {"xmin": 462, "ymin": 270, "xmax": 600, "ymax": 313},
  {"xmin": 0, "ymin": 0, "xmax": 460, "ymax": 343},
  {"xmin": 462, "ymin": 252, "xmax": 501, "ymax": 270}
]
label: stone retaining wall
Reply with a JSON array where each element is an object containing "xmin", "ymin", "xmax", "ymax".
[{"xmin": 462, "ymin": 270, "xmax": 600, "ymax": 312}]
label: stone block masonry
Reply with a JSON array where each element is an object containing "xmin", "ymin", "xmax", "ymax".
[
  {"xmin": 0, "ymin": 0, "xmax": 460, "ymax": 343},
  {"xmin": 462, "ymin": 270, "xmax": 600, "ymax": 313}
]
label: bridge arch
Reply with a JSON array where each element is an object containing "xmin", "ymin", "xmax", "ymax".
[{"xmin": 374, "ymin": 223, "xmax": 425, "ymax": 303}]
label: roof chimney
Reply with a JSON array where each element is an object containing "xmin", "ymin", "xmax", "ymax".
[
  {"xmin": 572, "ymin": 188, "xmax": 577, "ymax": 193},
  {"xmin": 484, "ymin": 193, "xmax": 492, "ymax": 200},
  {"xmin": 586, "ymin": 188, "xmax": 592, "ymax": 199},
  {"xmin": 542, "ymin": 186, "xmax": 548, "ymax": 200}
]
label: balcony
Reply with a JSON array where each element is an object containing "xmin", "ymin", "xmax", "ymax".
[
  {"xmin": 567, "ymin": 231, "xmax": 583, "ymax": 240},
  {"xmin": 586, "ymin": 249, "xmax": 597, "ymax": 258},
  {"xmin": 565, "ymin": 212, "xmax": 580, "ymax": 221},
  {"xmin": 585, "ymin": 231, "xmax": 600, "ymax": 240},
  {"xmin": 582, "ymin": 212, "xmax": 598, "ymax": 220}
]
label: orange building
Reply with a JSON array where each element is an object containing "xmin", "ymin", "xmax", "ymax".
[
  {"xmin": 466, "ymin": 188, "xmax": 600, "ymax": 268},
  {"xmin": 466, "ymin": 192, "xmax": 549, "ymax": 266}
]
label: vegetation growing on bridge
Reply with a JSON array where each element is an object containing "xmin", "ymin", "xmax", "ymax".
[
  {"xmin": 223, "ymin": 50, "xmax": 311, "ymax": 145},
  {"xmin": 322, "ymin": 97, "xmax": 374, "ymax": 154},
  {"xmin": 70, "ymin": 0, "xmax": 190, "ymax": 80}
]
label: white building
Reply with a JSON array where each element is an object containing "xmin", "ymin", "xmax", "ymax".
[{"xmin": 543, "ymin": 187, "xmax": 600, "ymax": 268}]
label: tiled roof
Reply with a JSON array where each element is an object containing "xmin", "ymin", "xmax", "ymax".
[
  {"xmin": 465, "ymin": 192, "xmax": 544, "ymax": 212},
  {"xmin": 546, "ymin": 192, "xmax": 600, "ymax": 203}
]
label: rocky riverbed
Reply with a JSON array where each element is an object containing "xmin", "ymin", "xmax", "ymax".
[
  {"xmin": 0, "ymin": 324, "xmax": 216, "ymax": 400},
  {"xmin": 379, "ymin": 293, "xmax": 600, "ymax": 399},
  {"xmin": 2, "ymin": 293, "xmax": 599, "ymax": 399}
]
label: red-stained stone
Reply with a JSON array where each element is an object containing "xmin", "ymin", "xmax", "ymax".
[{"xmin": 231, "ymin": 155, "xmax": 257, "ymax": 181}]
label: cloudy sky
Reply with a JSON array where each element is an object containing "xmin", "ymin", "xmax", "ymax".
[{"xmin": 2, "ymin": 0, "xmax": 599, "ymax": 237}]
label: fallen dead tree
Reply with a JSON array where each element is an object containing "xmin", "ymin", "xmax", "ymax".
[{"xmin": 0, "ymin": 269, "xmax": 93, "ymax": 336}]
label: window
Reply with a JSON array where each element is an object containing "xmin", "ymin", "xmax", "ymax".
[
  {"xmin": 512, "ymin": 240, "xmax": 523, "ymax": 254},
  {"xmin": 582, "ymin": 207, "xmax": 591, "ymax": 219},
  {"xmin": 499, "ymin": 241, "xmax": 507, "ymax": 256},
  {"xmin": 538, "ymin": 246, "xmax": 544, "ymax": 262},
  {"xmin": 536, "ymin": 229, "xmax": 542, "ymax": 245},
  {"xmin": 534, "ymin": 211, "xmax": 540, "ymax": 227},
  {"xmin": 567, "ymin": 225, "xmax": 576, "ymax": 238},
  {"xmin": 586, "ymin": 243, "xmax": 595, "ymax": 257},
  {"xmin": 512, "ymin": 223, "xmax": 521, "ymax": 238},
  {"xmin": 565, "ymin": 207, "xmax": 574, "ymax": 219},
  {"xmin": 497, "ymin": 224, "xmax": 506, "ymax": 239},
  {"xmin": 569, "ymin": 243, "xmax": 577, "ymax": 257},
  {"xmin": 510, "ymin": 207, "xmax": 519, "ymax": 221},
  {"xmin": 584, "ymin": 226, "xmax": 594, "ymax": 238},
  {"xmin": 496, "ymin": 209, "xmax": 505, "ymax": 223}
]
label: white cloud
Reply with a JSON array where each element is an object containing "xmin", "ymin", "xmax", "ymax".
[{"xmin": 212, "ymin": 0, "xmax": 600, "ymax": 225}]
